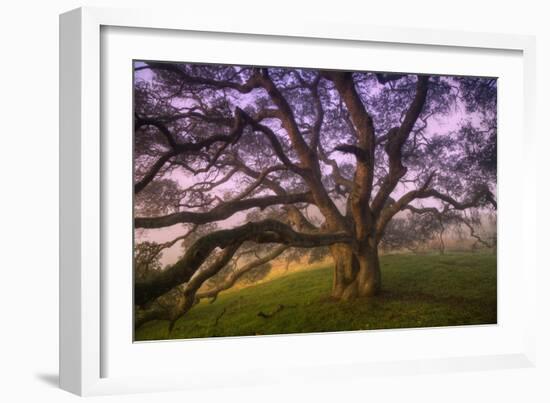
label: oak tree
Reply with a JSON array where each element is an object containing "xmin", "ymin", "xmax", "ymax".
[{"xmin": 133, "ymin": 62, "xmax": 497, "ymax": 326}]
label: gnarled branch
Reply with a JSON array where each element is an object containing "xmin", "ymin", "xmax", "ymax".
[
  {"xmin": 134, "ymin": 219, "xmax": 352, "ymax": 306},
  {"xmin": 197, "ymin": 245, "xmax": 289, "ymax": 301},
  {"xmin": 134, "ymin": 108, "xmax": 246, "ymax": 193},
  {"xmin": 376, "ymin": 178, "xmax": 495, "ymax": 241},
  {"xmin": 135, "ymin": 192, "xmax": 314, "ymax": 228},
  {"xmin": 371, "ymin": 75, "xmax": 430, "ymax": 214}
]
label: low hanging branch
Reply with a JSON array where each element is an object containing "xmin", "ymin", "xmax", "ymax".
[
  {"xmin": 197, "ymin": 245, "xmax": 290, "ymax": 301},
  {"xmin": 134, "ymin": 219, "xmax": 352, "ymax": 307},
  {"xmin": 167, "ymin": 243, "xmax": 241, "ymax": 329}
]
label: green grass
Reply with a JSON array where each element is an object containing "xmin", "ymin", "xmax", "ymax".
[{"xmin": 135, "ymin": 252, "xmax": 497, "ymax": 341}]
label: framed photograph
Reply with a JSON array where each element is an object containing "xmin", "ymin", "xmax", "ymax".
[{"xmin": 60, "ymin": 6, "xmax": 537, "ymax": 396}]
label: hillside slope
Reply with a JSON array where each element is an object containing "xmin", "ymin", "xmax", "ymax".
[{"xmin": 135, "ymin": 253, "xmax": 497, "ymax": 341}]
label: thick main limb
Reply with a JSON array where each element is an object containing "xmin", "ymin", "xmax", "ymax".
[
  {"xmin": 322, "ymin": 71, "xmax": 377, "ymax": 239},
  {"xmin": 135, "ymin": 192, "xmax": 314, "ymax": 228},
  {"xmin": 371, "ymin": 76, "xmax": 430, "ymax": 215},
  {"xmin": 134, "ymin": 219, "xmax": 351, "ymax": 307}
]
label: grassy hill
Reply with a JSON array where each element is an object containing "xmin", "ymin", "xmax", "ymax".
[{"xmin": 135, "ymin": 252, "xmax": 497, "ymax": 341}]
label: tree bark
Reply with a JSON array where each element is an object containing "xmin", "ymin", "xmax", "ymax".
[
  {"xmin": 330, "ymin": 243, "xmax": 381, "ymax": 300},
  {"xmin": 356, "ymin": 245, "xmax": 381, "ymax": 297},
  {"xmin": 330, "ymin": 244, "xmax": 358, "ymax": 299}
]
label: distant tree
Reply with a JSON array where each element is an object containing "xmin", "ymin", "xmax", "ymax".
[
  {"xmin": 133, "ymin": 62, "xmax": 497, "ymax": 326},
  {"xmin": 380, "ymin": 213, "xmax": 441, "ymax": 254},
  {"xmin": 134, "ymin": 223, "xmax": 198, "ymax": 282},
  {"xmin": 134, "ymin": 241, "xmax": 163, "ymax": 282}
]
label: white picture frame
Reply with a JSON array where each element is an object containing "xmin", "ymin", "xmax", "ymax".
[{"xmin": 60, "ymin": 6, "xmax": 537, "ymax": 396}]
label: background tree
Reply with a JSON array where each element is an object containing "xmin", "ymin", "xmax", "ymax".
[{"xmin": 133, "ymin": 62, "xmax": 497, "ymax": 326}]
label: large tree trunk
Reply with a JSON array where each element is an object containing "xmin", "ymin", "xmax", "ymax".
[
  {"xmin": 330, "ymin": 244, "xmax": 358, "ymax": 299},
  {"xmin": 356, "ymin": 245, "xmax": 381, "ymax": 297},
  {"xmin": 330, "ymin": 243, "xmax": 381, "ymax": 300}
]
